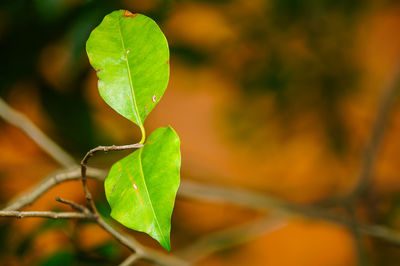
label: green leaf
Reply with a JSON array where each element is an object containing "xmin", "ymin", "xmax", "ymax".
[
  {"xmin": 86, "ymin": 10, "xmax": 170, "ymax": 142},
  {"xmin": 104, "ymin": 126, "xmax": 181, "ymax": 250}
]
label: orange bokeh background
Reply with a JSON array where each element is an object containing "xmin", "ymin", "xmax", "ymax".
[{"xmin": 1, "ymin": 0, "xmax": 400, "ymax": 265}]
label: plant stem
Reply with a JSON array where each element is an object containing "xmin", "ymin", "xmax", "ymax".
[
  {"xmin": 0, "ymin": 98, "xmax": 75, "ymax": 167},
  {"xmin": 80, "ymin": 144, "xmax": 143, "ymax": 211},
  {"xmin": 0, "ymin": 211, "xmax": 91, "ymax": 219},
  {"xmin": 139, "ymin": 125, "xmax": 146, "ymax": 144}
]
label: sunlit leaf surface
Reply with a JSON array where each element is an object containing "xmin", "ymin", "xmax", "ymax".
[
  {"xmin": 86, "ymin": 10, "xmax": 169, "ymax": 129},
  {"xmin": 104, "ymin": 127, "xmax": 181, "ymax": 250}
]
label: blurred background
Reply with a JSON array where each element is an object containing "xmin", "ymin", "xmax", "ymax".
[{"xmin": 1, "ymin": 0, "xmax": 400, "ymax": 265}]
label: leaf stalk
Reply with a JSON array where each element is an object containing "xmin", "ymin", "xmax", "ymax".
[{"xmin": 139, "ymin": 125, "xmax": 146, "ymax": 144}]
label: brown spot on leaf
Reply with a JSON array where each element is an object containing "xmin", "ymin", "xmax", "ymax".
[
  {"xmin": 95, "ymin": 69, "xmax": 102, "ymax": 72},
  {"xmin": 123, "ymin": 10, "xmax": 138, "ymax": 18}
]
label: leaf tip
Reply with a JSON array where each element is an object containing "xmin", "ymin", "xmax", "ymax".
[
  {"xmin": 166, "ymin": 125, "xmax": 179, "ymax": 139},
  {"xmin": 160, "ymin": 238, "xmax": 171, "ymax": 251},
  {"xmin": 166, "ymin": 125, "xmax": 175, "ymax": 132}
]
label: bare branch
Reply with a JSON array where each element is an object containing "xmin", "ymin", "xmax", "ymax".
[
  {"xmin": 95, "ymin": 215, "xmax": 142, "ymax": 252},
  {"xmin": 95, "ymin": 216, "xmax": 188, "ymax": 266},
  {"xmin": 177, "ymin": 214, "xmax": 287, "ymax": 263},
  {"xmin": 0, "ymin": 98, "xmax": 75, "ymax": 167},
  {"xmin": 55, "ymin": 196, "xmax": 90, "ymax": 214},
  {"xmin": 53, "ymin": 195, "xmax": 189, "ymax": 266},
  {"xmin": 3, "ymin": 166, "xmax": 106, "ymax": 211},
  {"xmin": 179, "ymin": 180, "xmax": 400, "ymax": 247},
  {"xmin": 119, "ymin": 253, "xmax": 141, "ymax": 266},
  {"xmin": 179, "ymin": 180, "xmax": 351, "ymax": 225},
  {"xmin": 2, "ymin": 85, "xmax": 400, "ymax": 263},
  {"xmin": 359, "ymin": 224, "xmax": 400, "ymax": 246},
  {"xmin": 80, "ymin": 144, "xmax": 142, "ymax": 212},
  {"xmin": 140, "ymin": 247, "xmax": 191, "ymax": 266},
  {"xmin": 317, "ymin": 60, "xmax": 400, "ymax": 208},
  {"xmin": 53, "ymin": 196, "xmax": 143, "ymax": 260},
  {"xmin": 353, "ymin": 59, "xmax": 400, "ymax": 197},
  {"xmin": 0, "ymin": 210, "xmax": 90, "ymax": 219},
  {"xmin": 4, "ymin": 165, "xmax": 400, "ymax": 248}
]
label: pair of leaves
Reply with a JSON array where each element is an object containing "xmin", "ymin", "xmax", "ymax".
[{"xmin": 86, "ymin": 10, "xmax": 180, "ymax": 250}]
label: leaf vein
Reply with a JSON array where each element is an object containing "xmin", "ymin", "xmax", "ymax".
[
  {"xmin": 117, "ymin": 16, "xmax": 143, "ymax": 127},
  {"xmin": 137, "ymin": 148, "xmax": 167, "ymax": 246}
]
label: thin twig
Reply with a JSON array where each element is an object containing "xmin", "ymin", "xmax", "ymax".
[
  {"xmin": 358, "ymin": 224, "xmax": 400, "ymax": 246},
  {"xmin": 177, "ymin": 214, "xmax": 287, "ymax": 263},
  {"xmin": 54, "ymin": 197, "xmax": 143, "ymax": 256},
  {"xmin": 95, "ymin": 215, "xmax": 142, "ymax": 252},
  {"xmin": 119, "ymin": 253, "xmax": 141, "ymax": 266},
  {"xmin": 3, "ymin": 166, "xmax": 106, "ymax": 211},
  {"xmin": 179, "ymin": 179, "xmax": 351, "ymax": 224},
  {"xmin": 140, "ymin": 247, "xmax": 191, "ymax": 266},
  {"xmin": 0, "ymin": 97, "xmax": 75, "ymax": 167},
  {"xmin": 55, "ymin": 196, "xmax": 90, "ymax": 214},
  {"xmin": 80, "ymin": 144, "xmax": 142, "ymax": 211},
  {"xmin": 0, "ymin": 210, "xmax": 89, "ymax": 219},
  {"xmin": 317, "ymin": 60, "xmax": 400, "ymax": 207},
  {"xmin": 346, "ymin": 205, "xmax": 369, "ymax": 266},
  {"xmin": 95, "ymin": 216, "xmax": 188, "ymax": 266},
  {"xmin": 179, "ymin": 180, "xmax": 400, "ymax": 246},
  {"xmin": 352, "ymin": 59, "xmax": 400, "ymax": 197}
]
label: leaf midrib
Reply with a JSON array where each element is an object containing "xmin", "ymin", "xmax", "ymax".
[
  {"xmin": 117, "ymin": 16, "xmax": 143, "ymax": 127},
  {"xmin": 137, "ymin": 148, "xmax": 167, "ymax": 246}
]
